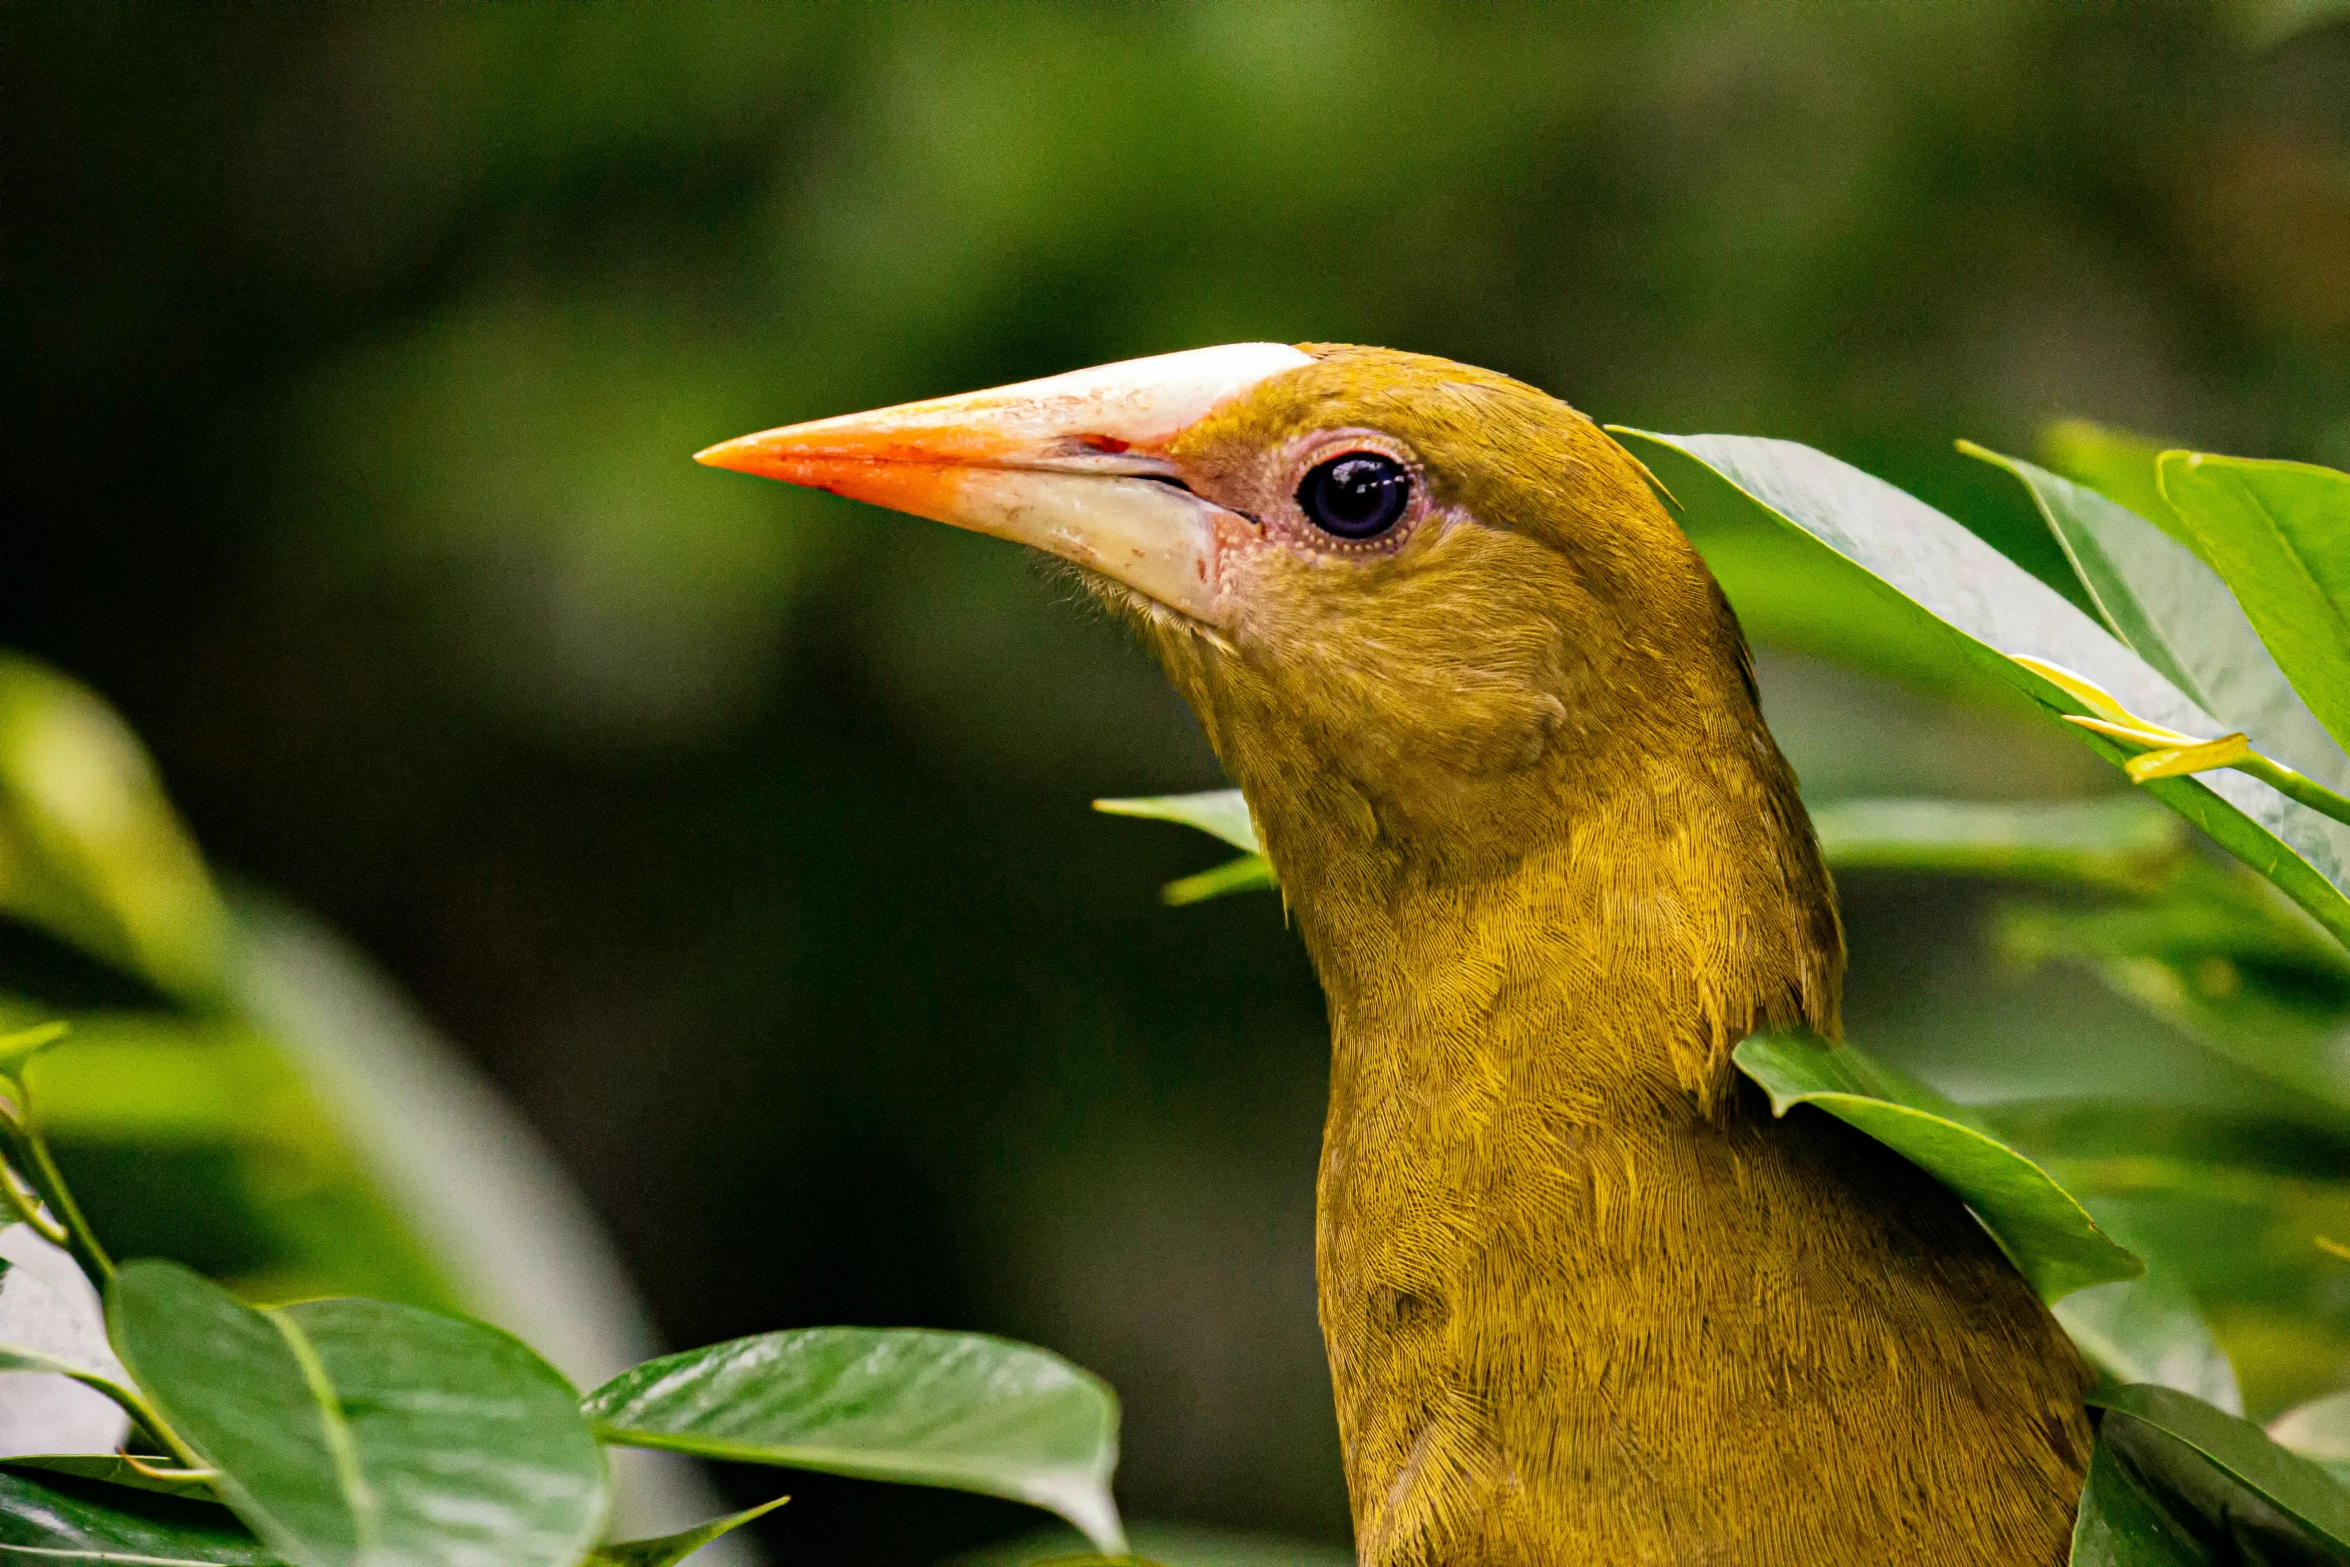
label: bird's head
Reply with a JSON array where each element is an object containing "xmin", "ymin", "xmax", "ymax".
[{"xmin": 700, "ymin": 344, "xmax": 1764, "ymax": 902}]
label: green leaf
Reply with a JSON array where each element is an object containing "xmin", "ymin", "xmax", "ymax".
[
  {"xmin": 1968, "ymin": 445, "xmax": 2350, "ymax": 793},
  {"xmin": 1994, "ymin": 890, "xmax": 2350, "ymax": 1111},
  {"xmin": 1979, "ymin": 1101, "xmax": 2350, "ymax": 1187},
  {"xmin": 585, "ymin": 1327, "xmax": 1127, "ymax": 1556},
  {"xmin": 2040, "ymin": 1165, "xmax": 2350, "ymax": 1421},
  {"xmin": 0, "ymin": 655, "xmax": 229, "ymax": 1000},
  {"xmin": 1092, "ymin": 792, "xmax": 1258, "ymax": 853},
  {"xmin": 22, "ymin": 1010, "xmax": 463, "ymax": 1313},
  {"xmin": 107, "ymin": 1260, "xmax": 607, "ymax": 1567},
  {"xmin": 2091, "ymin": 1382, "xmax": 2350, "ymax": 1550},
  {"xmin": 2, "ymin": 1453, "xmax": 223, "ymax": 1502},
  {"xmin": 1161, "ymin": 855, "xmax": 1274, "ymax": 906},
  {"xmin": 0, "ymin": 1466, "xmax": 274, "ymax": 1565},
  {"xmin": 2158, "ymin": 454, "xmax": 2350, "ymax": 762},
  {"xmin": 1613, "ymin": 430, "xmax": 2350, "ymax": 951},
  {"xmin": 2040, "ymin": 422, "xmax": 2198, "ymax": 558},
  {"xmin": 582, "ymin": 1496, "xmax": 787, "ymax": 1566},
  {"xmin": 2069, "ymin": 1427, "xmax": 2203, "ymax": 1566},
  {"xmin": 2268, "ymin": 1392, "xmax": 2350, "ymax": 1486},
  {"xmin": 1679, "ymin": 501, "xmax": 2026, "ymax": 706},
  {"xmin": 1092, "ymin": 794, "xmax": 1274, "ymax": 903},
  {"xmin": 2107, "ymin": 1401, "xmax": 2349, "ymax": 1561},
  {"xmin": 1973, "ymin": 1100, "xmax": 2350, "ymax": 1418},
  {"xmin": 2056, "ymin": 1262, "xmax": 2242, "ymax": 1415},
  {"xmin": 1733, "ymin": 1029, "xmax": 2142, "ymax": 1300},
  {"xmin": 1994, "ymin": 854, "xmax": 2350, "ymax": 978},
  {"xmin": 0, "ymin": 1020, "xmax": 69, "ymax": 1079},
  {"xmin": 1809, "ymin": 796, "xmax": 2188, "ymax": 891}
]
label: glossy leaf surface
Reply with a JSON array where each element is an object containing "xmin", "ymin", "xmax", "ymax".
[
  {"xmin": 1734, "ymin": 1030, "xmax": 2141, "ymax": 1299},
  {"xmin": 0, "ymin": 1466, "xmax": 273, "ymax": 1565},
  {"xmin": 3, "ymin": 1452, "xmax": 225, "ymax": 1501},
  {"xmin": 2068, "ymin": 1429, "xmax": 2201, "ymax": 1566},
  {"xmin": 582, "ymin": 1496, "xmax": 786, "ymax": 1566},
  {"xmin": 1614, "ymin": 431, "xmax": 2350, "ymax": 948},
  {"xmin": 2105, "ymin": 1412, "xmax": 2344, "ymax": 1562},
  {"xmin": 1092, "ymin": 792, "xmax": 1257, "ymax": 852},
  {"xmin": 1971, "ymin": 445, "xmax": 2350, "ymax": 791},
  {"xmin": 586, "ymin": 1327, "xmax": 1126, "ymax": 1556},
  {"xmin": 108, "ymin": 1260, "xmax": 607, "ymax": 1567},
  {"xmin": 1093, "ymin": 792, "xmax": 1271, "ymax": 903},
  {"xmin": 2091, "ymin": 1382, "xmax": 2350, "ymax": 1548},
  {"xmin": 2158, "ymin": 454, "xmax": 2350, "ymax": 760}
]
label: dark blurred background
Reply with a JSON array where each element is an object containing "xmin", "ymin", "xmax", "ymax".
[{"xmin": 5, "ymin": 2, "xmax": 2349, "ymax": 1560}]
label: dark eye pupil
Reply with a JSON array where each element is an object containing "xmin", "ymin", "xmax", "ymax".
[{"xmin": 1299, "ymin": 453, "xmax": 1410, "ymax": 540}]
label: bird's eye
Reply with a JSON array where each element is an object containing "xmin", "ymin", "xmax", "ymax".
[{"xmin": 1297, "ymin": 452, "xmax": 1411, "ymax": 541}]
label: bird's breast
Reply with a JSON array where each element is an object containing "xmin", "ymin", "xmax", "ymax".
[{"xmin": 1313, "ymin": 1045, "xmax": 2086, "ymax": 1567}]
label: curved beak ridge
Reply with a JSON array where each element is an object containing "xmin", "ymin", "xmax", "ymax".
[{"xmin": 695, "ymin": 342, "xmax": 1311, "ymax": 626}]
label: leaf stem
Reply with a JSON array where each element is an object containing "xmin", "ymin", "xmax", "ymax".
[
  {"xmin": 0, "ymin": 1083, "xmax": 115, "ymax": 1288},
  {"xmin": 118, "ymin": 1450, "xmax": 219, "ymax": 1485},
  {"xmin": 0, "ymin": 1342, "xmax": 204, "ymax": 1470},
  {"xmin": 2057, "ymin": 713, "xmax": 2350, "ymax": 832},
  {"xmin": 0, "ymin": 1150, "xmax": 70, "ymax": 1248},
  {"xmin": 2234, "ymin": 752, "xmax": 2350, "ymax": 831}
]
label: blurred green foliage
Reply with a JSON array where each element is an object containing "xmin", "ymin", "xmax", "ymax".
[
  {"xmin": 0, "ymin": 657, "xmax": 453, "ymax": 1309},
  {"xmin": 6, "ymin": 3, "xmax": 2350, "ymax": 1562}
]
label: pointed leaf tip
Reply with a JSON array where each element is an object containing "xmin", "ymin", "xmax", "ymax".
[
  {"xmin": 107, "ymin": 1260, "xmax": 607, "ymax": 1567},
  {"xmin": 0, "ymin": 1020, "xmax": 69, "ymax": 1078},
  {"xmin": 1093, "ymin": 790, "xmax": 1260, "ymax": 853},
  {"xmin": 584, "ymin": 1496, "xmax": 788, "ymax": 1566},
  {"xmin": 587, "ymin": 1326, "xmax": 1128, "ymax": 1556}
]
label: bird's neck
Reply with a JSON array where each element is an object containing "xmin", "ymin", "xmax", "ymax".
[
  {"xmin": 1257, "ymin": 730, "xmax": 1850, "ymax": 1564},
  {"xmin": 1267, "ymin": 733, "xmax": 1842, "ymax": 1120}
]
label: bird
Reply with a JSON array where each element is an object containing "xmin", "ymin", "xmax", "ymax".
[{"xmin": 695, "ymin": 344, "xmax": 2092, "ymax": 1565}]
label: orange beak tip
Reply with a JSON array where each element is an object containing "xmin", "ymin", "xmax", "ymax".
[{"xmin": 679, "ymin": 346, "xmax": 1315, "ymax": 623}]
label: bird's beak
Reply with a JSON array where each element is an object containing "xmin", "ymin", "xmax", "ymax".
[{"xmin": 695, "ymin": 343, "xmax": 1312, "ymax": 628}]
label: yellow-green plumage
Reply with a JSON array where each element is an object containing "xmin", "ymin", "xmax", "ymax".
[
  {"xmin": 699, "ymin": 340, "xmax": 2094, "ymax": 1563},
  {"xmin": 1122, "ymin": 348, "xmax": 2090, "ymax": 1564}
]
